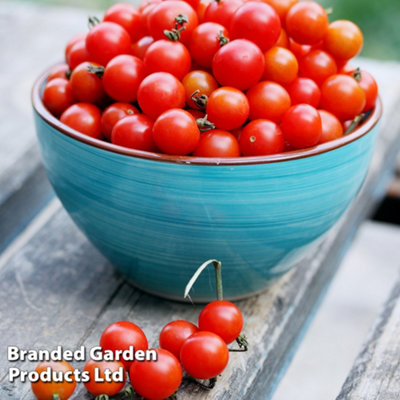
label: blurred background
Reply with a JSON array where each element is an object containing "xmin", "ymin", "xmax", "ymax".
[{"xmin": 12, "ymin": 0, "xmax": 400, "ymax": 61}]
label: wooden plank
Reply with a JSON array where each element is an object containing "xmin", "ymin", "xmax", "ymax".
[
  {"xmin": 0, "ymin": 203, "xmax": 125, "ymax": 397},
  {"xmin": 0, "ymin": 2, "xmax": 100, "ymax": 250},
  {"xmin": 0, "ymin": 2, "xmax": 90, "ymax": 176},
  {"xmin": 0, "ymin": 163, "xmax": 54, "ymax": 253},
  {"xmin": 336, "ymin": 272, "xmax": 400, "ymax": 400}
]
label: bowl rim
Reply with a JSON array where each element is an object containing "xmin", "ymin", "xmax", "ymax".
[{"xmin": 32, "ymin": 64, "xmax": 382, "ymax": 166}]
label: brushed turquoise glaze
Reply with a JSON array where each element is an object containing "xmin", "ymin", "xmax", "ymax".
[{"xmin": 33, "ymin": 109, "xmax": 379, "ymax": 301}]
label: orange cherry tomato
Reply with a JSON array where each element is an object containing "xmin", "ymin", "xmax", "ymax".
[
  {"xmin": 318, "ymin": 109, "xmax": 343, "ymax": 143},
  {"xmin": 323, "ymin": 20, "xmax": 363, "ymax": 61},
  {"xmin": 263, "ymin": 46, "xmax": 298, "ymax": 85},
  {"xmin": 31, "ymin": 361, "xmax": 76, "ymax": 400},
  {"xmin": 182, "ymin": 70, "xmax": 218, "ymax": 109}
]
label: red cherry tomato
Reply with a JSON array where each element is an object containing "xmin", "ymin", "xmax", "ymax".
[
  {"xmin": 60, "ymin": 103, "xmax": 102, "ymax": 139},
  {"xmin": 43, "ymin": 78, "xmax": 75, "ymax": 117},
  {"xmin": 281, "ymin": 104, "xmax": 322, "ymax": 149},
  {"xmin": 193, "ymin": 129, "xmax": 240, "ymax": 157},
  {"xmin": 285, "ymin": 1, "xmax": 328, "ymax": 45},
  {"xmin": 198, "ymin": 300, "xmax": 244, "ymax": 343},
  {"xmin": 131, "ymin": 36, "xmax": 154, "ymax": 59},
  {"xmin": 140, "ymin": 0, "xmax": 162, "ymax": 32},
  {"xmin": 197, "ymin": 0, "xmax": 212, "ymax": 21},
  {"xmin": 152, "ymin": 109, "xmax": 200, "ymax": 155},
  {"xmin": 31, "ymin": 361, "xmax": 76, "ymax": 400},
  {"xmin": 159, "ymin": 320, "xmax": 199, "ymax": 359},
  {"xmin": 230, "ymin": 2, "xmax": 281, "ymax": 52},
  {"xmin": 111, "ymin": 114, "xmax": 157, "ymax": 151},
  {"xmin": 323, "ymin": 20, "xmax": 363, "ymax": 61},
  {"xmin": 189, "ymin": 22, "xmax": 229, "ymax": 69},
  {"xmin": 318, "ymin": 109, "xmax": 343, "ymax": 143},
  {"xmin": 206, "ymin": 87, "xmax": 249, "ymax": 130},
  {"xmin": 187, "ymin": 108, "xmax": 206, "ymax": 120},
  {"xmin": 83, "ymin": 359, "xmax": 126, "ymax": 397},
  {"xmin": 129, "ymin": 348, "xmax": 182, "ymax": 400},
  {"xmin": 99, "ymin": 321, "xmax": 148, "ymax": 369},
  {"xmin": 101, "ymin": 103, "xmax": 139, "ymax": 140},
  {"xmin": 102, "ymin": 55, "xmax": 145, "ymax": 103},
  {"xmin": 104, "ymin": 3, "xmax": 145, "ymax": 42},
  {"xmin": 299, "ymin": 49, "xmax": 338, "ymax": 86},
  {"xmin": 286, "ymin": 77, "xmax": 321, "ymax": 108},
  {"xmin": 66, "ymin": 38, "xmax": 90, "ymax": 70},
  {"xmin": 289, "ymin": 39, "xmax": 313, "ymax": 59},
  {"xmin": 240, "ymin": 119, "xmax": 285, "ymax": 156},
  {"xmin": 263, "ymin": 46, "xmax": 298, "ymax": 85},
  {"xmin": 246, "ymin": 81, "xmax": 291, "ymax": 123},
  {"xmin": 86, "ymin": 21, "xmax": 131, "ymax": 66},
  {"xmin": 180, "ymin": 331, "xmax": 229, "ymax": 379},
  {"xmin": 70, "ymin": 62, "xmax": 106, "ymax": 104},
  {"xmin": 139, "ymin": 0, "xmax": 162, "ymax": 13},
  {"xmin": 182, "ymin": 0, "xmax": 201, "ymax": 9},
  {"xmin": 147, "ymin": 0, "xmax": 199, "ymax": 45},
  {"xmin": 346, "ymin": 69, "xmax": 378, "ymax": 112},
  {"xmin": 143, "ymin": 39, "xmax": 191, "ymax": 80},
  {"xmin": 137, "ymin": 72, "xmax": 186, "ymax": 120},
  {"xmin": 203, "ymin": 0, "xmax": 243, "ymax": 29},
  {"xmin": 182, "ymin": 70, "xmax": 218, "ymax": 109},
  {"xmin": 65, "ymin": 32, "xmax": 86, "ymax": 61},
  {"xmin": 212, "ymin": 39, "xmax": 265, "ymax": 90},
  {"xmin": 47, "ymin": 64, "xmax": 69, "ymax": 81},
  {"xmin": 320, "ymin": 74, "xmax": 366, "ymax": 121}
]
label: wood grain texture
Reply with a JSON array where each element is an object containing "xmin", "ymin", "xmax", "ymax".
[
  {"xmin": 1, "ymin": 2, "xmax": 400, "ymax": 399},
  {"xmin": 0, "ymin": 163, "xmax": 53, "ymax": 252},
  {"xmin": 337, "ymin": 273, "xmax": 400, "ymax": 400},
  {"xmin": 0, "ymin": 2, "xmax": 90, "ymax": 206}
]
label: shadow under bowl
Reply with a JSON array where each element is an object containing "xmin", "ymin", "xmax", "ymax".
[{"xmin": 32, "ymin": 67, "xmax": 382, "ymax": 302}]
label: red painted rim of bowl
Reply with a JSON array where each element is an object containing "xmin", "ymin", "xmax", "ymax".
[{"xmin": 32, "ymin": 64, "xmax": 382, "ymax": 166}]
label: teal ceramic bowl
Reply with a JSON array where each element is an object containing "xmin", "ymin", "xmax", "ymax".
[{"xmin": 32, "ymin": 67, "xmax": 382, "ymax": 301}]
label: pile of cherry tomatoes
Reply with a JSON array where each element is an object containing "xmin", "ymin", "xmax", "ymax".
[
  {"xmin": 31, "ymin": 261, "xmax": 246, "ymax": 399},
  {"xmin": 42, "ymin": 0, "xmax": 378, "ymax": 158}
]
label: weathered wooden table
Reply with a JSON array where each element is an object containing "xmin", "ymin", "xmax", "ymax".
[{"xmin": 1, "ymin": 2, "xmax": 400, "ymax": 399}]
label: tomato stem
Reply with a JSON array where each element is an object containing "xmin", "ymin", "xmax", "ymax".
[
  {"xmin": 52, "ymin": 395, "xmax": 60, "ymax": 400},
  {"xmin": 230, "ymin": 333, "xmax": 248, "ymax": 351},
  {"xmin": 185, "ymin": 376, "xmax": 217, "ymax": 390},
  {"xmin": 218, "ymin": 31, "xmax": 229, "ymax": 47},
  {"xmin": 164, "ymin": 27, "xmax": 185, "ymax": 41},
  {"xmin": 191, "ymin": 90, "xmax": 209, "ymax": 109},
  {"xmin": 95, "ymin": 395, "xmax": 109, "ymax": 400},
  {"xmin": 353, "ymin": 67, "xmax": 362, "ymax": 82},
  {"xmin": 88, "ymin": 16, "xmax": 100, "ymax": 29},
  {"xmin": 175, "ymin": 14, "xmax": 188, "ymax": 27},
  {"xmin": 184, "ymin": 259, "xmax": 222, "ymax": 300},
  {"xmin": 213, "ymin": 260, "xmax": 223, "ymax": 301},
  {"xmin": 163, "ymin": 14, "xmax": 188, "ymax": 41},
  {"xmin": 121, "ymin": 386, "xmax": 135, "ymax": 399},
  {"xmin": 87, "ymin": 64, "xmax": 105, "ymax": 78},
  {"xmin": 344, "ymin": 113, "xmax": 366, "ymax": 135},
  {"xmin": 196, "ymin": 115, "xmax": 216, "ymax": 132}
]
